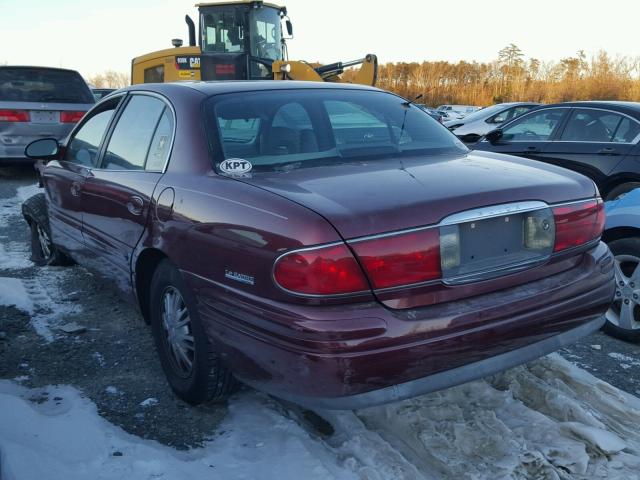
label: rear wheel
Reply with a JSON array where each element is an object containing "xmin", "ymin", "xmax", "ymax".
[
  {"xmin": 603, "ymin": 238, "xmax": 640, "ymax": 342},
  {"xmin": 149, "ymin": 260, "xmax": 237, "ymax": 404},
  {"xmin": 604, "ymin": 182, "xmax": 640, "ymax": 201},
  {"xmin": 21, "ymin": 193, "xmax": 71, "ymax": 266}
]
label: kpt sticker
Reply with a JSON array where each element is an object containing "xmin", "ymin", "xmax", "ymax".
[{"xmin": 220, "ymin": 159, "xmax": 253, "ymax": 175}]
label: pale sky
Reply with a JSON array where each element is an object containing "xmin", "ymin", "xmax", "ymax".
[{"xmin": 2, "ymin": 0, "xmax": 639, "ymax": 78}]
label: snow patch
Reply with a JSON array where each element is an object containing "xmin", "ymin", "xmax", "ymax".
[
  {"xmin": 139, "ymin": 398, "xmax": 158, "ymax": 407},
  {"xmin": 0, "ymin": 277, "xmax": 34, "ymax": 313}
]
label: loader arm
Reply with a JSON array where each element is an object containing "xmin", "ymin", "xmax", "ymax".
[{"xmin": 272, "ymin": 54, "xmax": 378, "ymax": 86}]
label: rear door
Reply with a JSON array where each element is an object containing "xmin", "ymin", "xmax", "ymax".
[
  {"xmin": 478, "ymin": 107, "xmax": 569, "ymax": 160},
  {"xmin": 40, "ymin": 97, "xmax": 122, "ymax": 256},
  {"xmin": 80, "ymin": 92, "xmax": 174, "ymax": 289},
  {"xmin": 540, "ymin": 107, "xmax": 640, "ymax": 187}
]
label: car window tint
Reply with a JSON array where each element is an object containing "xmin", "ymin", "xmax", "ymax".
[
  {"xmin": 102, "ymin": 96, "xmax": 165, "ymax": 170},
  {"xmin": 612, "ymin": 117, "xmax": 640, "ymax": 143},
  {"xmin": 64, "ymin": 108, "xmax": 116, "ymax": 167},
  {"xmin": 502, "ymin": 109, "xmax": 564, "ymax": 141},
  {"xmin": 0, "ymin": 67, "xmax": 94, "ymax": 103},
  {"xmin": 512, "ymin": 106, "xmax": 534, "ymax": 118},
  {"xmin": 145, "ymin": 108, "xmax": 174, "ymax": 171},
  {"xmin": 560, "ymin": 109, "xmax": 624, "ymax": 142},
  {"xmin": 325, "ymin": 100, "xmax": 391, "ymax": 145},
  {"xmin": 209, "ymin": 89, "xmax": 467, "ymax": 172}
]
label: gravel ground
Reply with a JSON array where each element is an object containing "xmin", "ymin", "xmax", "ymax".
[{"xmin": 1, "ymin": 165, "xmax": 639, "ymax": 450}]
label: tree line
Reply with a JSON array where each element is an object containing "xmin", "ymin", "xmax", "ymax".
[{"xmin": 346, "ymin": 44, "xmax": 640, "ymax": 107}]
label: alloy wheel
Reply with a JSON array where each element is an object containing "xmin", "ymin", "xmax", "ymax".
[
  {"xmin": 161, "ymin": 286, "xmax": 195, "ymax": 376},
  {"xmin": 606, "ymin": 254, "xmax": 640, "ymax": 331}
]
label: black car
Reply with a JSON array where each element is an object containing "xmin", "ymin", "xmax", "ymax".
[{"xmin": 474, "ymin": 101, "xmax": 640, "ymax": 200}]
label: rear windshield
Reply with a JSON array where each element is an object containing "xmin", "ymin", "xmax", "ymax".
[
  {"xmin": 0, "ymin": 68, "xmax": 94, "ymax": 104},
  {"xmin": 206, "ymin": 89, "xmax": 468, "ymax": 173}
]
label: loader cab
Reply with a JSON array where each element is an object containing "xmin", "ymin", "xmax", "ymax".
[{"xmin": 198, "ymin": 1, "xmax": 289, "ymax": 80}]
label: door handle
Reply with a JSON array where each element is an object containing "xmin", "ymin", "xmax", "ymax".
[
  {"xmin": 126, "ymin": 196, "xmax": 144, "ymax": 216},
  {"xmin": 70, "ymin": 181, "xmax": 81, "ymax": 197},
  {"xmin": 597, "ymin": 147, "xmax": 617, "ymax": 155},
  {"xmin": 526, "ymin": 146, "xmax": 539, "ymax": 152}
]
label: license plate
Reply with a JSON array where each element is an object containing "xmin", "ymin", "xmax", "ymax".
[{"xmin": 30, "ymin": 110, "xmax": 59, "ymax": 124}]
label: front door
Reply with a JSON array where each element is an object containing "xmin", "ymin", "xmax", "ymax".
[
  {"xmin": 478, "ymin": 107, "xmax": 569, "ymax": 161},
  {"xmin": 80, "ymin": 93, "xmax": 175, "ymax": 293},
  {"xmin": 40, "ymin": 99, "xmax": 121, "ymax": 256}
]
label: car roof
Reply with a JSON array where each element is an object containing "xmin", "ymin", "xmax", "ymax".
[
  {"xmin": 534, "ymin": 100, "xmax": 640, "ymax": 117},
  {"xmin": 127, "ymin": 80, "xmax": 382, "ymax": 97},
  {"xmin": 0, "ymin": 65, "xmax": 83, "ymax": 75}
]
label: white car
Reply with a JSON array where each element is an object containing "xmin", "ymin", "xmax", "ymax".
[
  {"xmin": 444, "ymin": 102, "xmax": 540, "ymax": 143},
  {"xmin": 436, "ymin": 105, "xmax": 481, "ymax": 120}
]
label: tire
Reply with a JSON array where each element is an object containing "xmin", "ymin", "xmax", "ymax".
[
  {"xmin": 604, "ymin": 182, "xmax": 640, "ymax": 201},
  {"xmin": 21, "ymin": 193, "xmax": 71, "ymax": 267},
  {"xmin": 603, "ymin": 237, "xmax": 640, "ymax": 342},
  {"xmin": 149, "ymin": 260, "xmax": 237, "ymax": 404}
]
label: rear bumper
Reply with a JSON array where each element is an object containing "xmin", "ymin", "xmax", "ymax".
[
  {"xmin": 272, "ymin": 316, "xmax": 605, "ymax": 409},
  {"xmin": 187, "ymin": 242, "xmax": 615, "ymax": 409}
]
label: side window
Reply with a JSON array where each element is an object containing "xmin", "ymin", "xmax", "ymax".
[
  {"xmin": 144, "ymin": 65, "xmax": 164, "ymax": 83},
  {"xmin": 64, "ymin": 107, "xmax": 116, "ymax": 167},
  {"xmin": 102, "ymin": 95, "xmax": 166, "ymax": 170},
  {"xmin": 613, "ymin": 117, "xmax": 640, "ymax": 143},
  {"xmin": 145, "ymin": 108, "xmax": 175, "ymax": 171},
  {"xmin": 560, "ymin": 109, "xmax": 625, "ymax": 142},
  {"xmin": 491, "ymin": 108, "xmax": 512, "ymax": 124},
  {"xmin": 502, "ymin": 109, "xmax": 565, "ymax": 142}
]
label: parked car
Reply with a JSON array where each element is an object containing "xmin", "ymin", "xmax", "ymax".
[
  {"xmin": 22, "ymin": 81, "xmax": 614, "ymax": 409},
  {"xmin": 0, "ymin": 66, "xmax": 95, "ymax": 165},
  {"xmin": 91, "ymin": 88, "xmax": 116, "ymax": 101},
  {"xmin": 603, "ymin": 187, "xmax": 640, "ymax": 341},
  {"xmin": 474, "ymin": 101, "xmax": 640, "ymax": 200},
  {"xmin": 445, "ymin": 102, "xmax": 540, "ymax": 144},
  {"xmin": 437, "ymin": 105, "xmax": 481, "ymax": 120},
  {"xmin": 416, "ymin": 104, "xmax": 444, "ymax": 122}
]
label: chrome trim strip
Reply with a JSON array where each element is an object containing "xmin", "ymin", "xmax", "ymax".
[{"xmin": 439, "ymin": 201, "xmax": 548, "ymax": 226}]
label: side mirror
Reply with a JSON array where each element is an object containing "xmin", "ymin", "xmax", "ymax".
[
  {"xmin": 286, "ymin": 20, "xmax": 293, "ymax": 37},
  {"xmin": 25, "ymin": 138, "xmax": 60, "ymax": 160},
  {"xmin": 485, "ymin": 129, "xmax": 503, "ymax": 144}
]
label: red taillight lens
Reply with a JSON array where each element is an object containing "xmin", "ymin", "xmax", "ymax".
[
  {"xmin": 60, "ymin": 111, "xmax": 86, "ymax": 123},
  {"xmin": 552, "ymin": 199, "xmax": 605, "ymax": 252},
  {"xmin": 273, "ymin": 244, "xmax": 369, "ymax": 295},
  {"xmin": 350, "ymin": 229, "xmax": 441, "ymax": 289},
  {"xmin": 0, "ymin": 109, "xmax": 29, "ymax": 122}
]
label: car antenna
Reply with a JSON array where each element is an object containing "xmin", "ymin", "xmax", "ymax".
[{"xmin": 402, "ymin": 93, "xmax": 423, "ymax": 107}]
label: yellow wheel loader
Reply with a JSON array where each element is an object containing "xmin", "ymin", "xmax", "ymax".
[{"xmin": 131, "ymin": 1, "xmax": 377, "ymax": 86}]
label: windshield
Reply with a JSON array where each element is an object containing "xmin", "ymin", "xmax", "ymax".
[
  {"xmin": 0, "ymin": 67, "xmax": 94, "ymax": 103},
  {"xmin": 249, "ymin": 7, "xmax": 282, "ymax": 61},
  {"xmin": 201, "ymin": 7, "xmax": 246, "ymax": 53},
  {"xmin": 206, "ymin": 89, "xmax": 468, "ymax": 173}
]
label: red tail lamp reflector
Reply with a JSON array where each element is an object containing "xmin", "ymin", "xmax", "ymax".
[
  {"xmin": 60, "ymin": 111, "xmax": 86, "ymax": 123},
  {"xmin": 273, "ymin": 244, "xmax": 368, "ymax": 295},
  {"xmin": 350, "ymin": 229, "xmax": 441, "ymax": 289},
  {"xmin": 552, "ymin": 199, "xmax": 605, "ymax": 252},
  {"xmin": 0, "ymin": 109, "xmax": 29, "ymax": 122}
]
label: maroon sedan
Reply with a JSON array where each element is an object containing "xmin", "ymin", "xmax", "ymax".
[{"xmin": 22, "ymin": 81, "xmax": 614, "ymax": 409}]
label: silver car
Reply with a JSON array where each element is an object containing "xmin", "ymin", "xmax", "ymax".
[
  {"xmin": 0, "ymin": 66, "xmax": 95, "ymax": 164},
  {"xmin": 444, "ymin": 102, "xmax": 540, "ymax": 144}
]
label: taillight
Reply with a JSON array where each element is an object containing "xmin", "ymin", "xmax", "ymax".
[
  {"xmin": 552, "ymin": 199, "xmax": 604, "ymax": 252},
  {"xmin": 350, "ymin": 229, "xmax": 441, "ymax": 289},
  {"xmin": 60, "ymin": 111, "xmax": 86, "ymax": 123},
  {"xmin": 273, "ymin": 243, "xmax": 369, "ymax": 295},
  {"xmin": 0, "ymin": 109, "xmax": 29, "ymax": 122}
]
